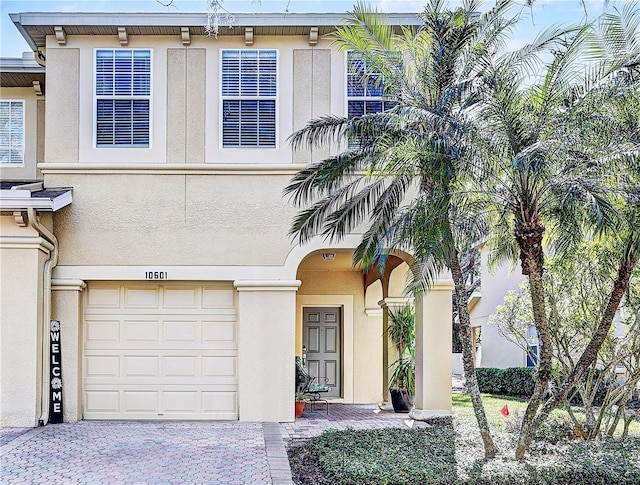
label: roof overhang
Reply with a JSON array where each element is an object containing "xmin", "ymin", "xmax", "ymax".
[
  {"xmin": 0, "ymin": 54, "xmax": 45, "ymax": 88},
  {"xmin": 9, "ymin": 11, "xmax": 422, "ymax": 52},
  {"xmin": 0, "ymin": 181, "xmax": 72, "ymax": 212}
]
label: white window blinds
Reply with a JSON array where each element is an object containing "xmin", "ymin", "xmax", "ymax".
[
  {"xmin": 221, "ymin": 50, "xmax": 277, "ymax": 148},
  {"xmin": 347, "ymin": 52, "xmax": 394, "ymax": 118},
  {"xmin": 0, "ymin": 100, "xmax": 25, "ymax": 164},
  {"xmin": 95, "ymin": 49, "xmax": 151, "ymax": 147}
]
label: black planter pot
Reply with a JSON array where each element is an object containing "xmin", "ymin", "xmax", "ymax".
[{"xmin": 390, "ymin": 388, "xmax": 412, "ymax": 413}]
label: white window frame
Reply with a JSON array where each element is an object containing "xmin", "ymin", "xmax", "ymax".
[
  {"xmin": 0, "ymin": 99, "xmax": 25, "ymax": 166},
  {"xmin": 93, "ymin": 48, "xmax": 152, "ymax": 149},
  {"xmin": 345, "ymin": 51, "xmax": 393, "ymax": 119},
  {"xmin": 219, "ymin": 49, "xmax": 278, "ymax": 149}
]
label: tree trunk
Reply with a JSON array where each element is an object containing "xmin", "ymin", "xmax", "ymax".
[
  {"xmin": 514, "ymin": 219, "xmax": 552, "ymax": 460},
  {"xmin": 529, "ymin": 253, "xmax": 637, "ymax": 433},
  {"xmin": 449, "ymin": 241, "xmax": 497, "ymax": 459}
]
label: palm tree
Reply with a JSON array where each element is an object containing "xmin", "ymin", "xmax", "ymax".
[
  {"xmin": 285, "ymin": 0, "xmax": 518, "ymax": 458},
  {"xmin": 473, "ymin": 5, "xmax": 640, "ymax": 458}
]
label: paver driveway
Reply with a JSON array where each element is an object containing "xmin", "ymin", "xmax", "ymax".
[
  {"xmin": 0, "ymin": 421, "xmax": 292, "ymax": 485},
  {"xmin": 0, "ymin": 403, "xmax": 442, "ymax": 484}
]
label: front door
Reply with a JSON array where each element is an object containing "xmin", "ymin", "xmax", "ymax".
[{"xmin": 303, "ymin": 307, "xmax": 341, "ymax": 398}]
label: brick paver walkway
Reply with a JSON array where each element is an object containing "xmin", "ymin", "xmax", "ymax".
[{"xmin": 280, "ymin": 403, "xmax": 432, "ymax": 442}]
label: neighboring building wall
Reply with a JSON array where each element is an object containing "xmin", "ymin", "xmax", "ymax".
[
  {"xmin": 0, "ymin": 216, "xmax": 49, "ymax": 426},
  {"xmin": 471, "ymin": 248, "xmax": 525, "ymax": 368},
  {"xmin": 0, "ymin": 87, "xmax": 43, "ymax": 180}
]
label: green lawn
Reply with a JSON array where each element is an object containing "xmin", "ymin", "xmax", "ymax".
[{"xmin": 287, "ymin": 394, "xmax": 640, "ymax": 484}]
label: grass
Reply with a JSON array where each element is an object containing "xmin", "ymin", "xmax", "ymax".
[{"xmin": 287, "ymin": 394, "xmax": 640, "ymax": 485}]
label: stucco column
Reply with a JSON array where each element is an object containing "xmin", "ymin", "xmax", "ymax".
[
  {"xmin": 0, "ymin": 218, "xmax": 49, "ymax": 427},
  {"xmin": 410, "ymin": 279, "xmax": 454, "ymax": 420},
  {"xmin": 234, "ymin": 279, "xmax": 301, "ymax": 422},
  {"xmin": 52, "ymin": 278, "xmax": 86, "ymax": 422}
]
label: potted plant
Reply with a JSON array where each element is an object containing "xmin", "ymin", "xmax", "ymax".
[
  {"xmin": 295, "ymin": 391, "xmax": 306, "ymax": 418},
  {"xmin": 387, "ymin": 305, "xmax": 415, "ymax": 413}
]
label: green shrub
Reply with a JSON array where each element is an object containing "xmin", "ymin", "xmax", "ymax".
[
  {"xmin": 287, "ymin": 426, "xmax": 640, "ymax": 485},
  {"xmin": 533, "ymin": 413, "xmax": 576, "ymax": 444},
  {"xmin": 476, "ymin": 367, "xmax": 535, "ymax": 398},
  {"xmin": 296, "ymin": 426, "xmax": 458, "ymax": 484}
]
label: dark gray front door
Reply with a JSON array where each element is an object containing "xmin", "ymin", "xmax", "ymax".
[{"xmin": 303, "ymin": 307, "xmax": 341, "ymax": 398}]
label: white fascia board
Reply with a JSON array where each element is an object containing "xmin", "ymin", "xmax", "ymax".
[
  {"xmin": 0, "ymin": 191, "xmax": 72, "ymax": 212},
  {"xmin": 10, "ymin": 11, "xmax": 421, "ymax": 28},
  {"xmin": 0, "ymin": 58, "xmax": 44, "ymax": 72}
]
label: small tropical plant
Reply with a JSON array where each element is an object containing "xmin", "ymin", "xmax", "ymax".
[{"xmin": 387, "ymin": 305, "xmax": 415, "ymax": 394}]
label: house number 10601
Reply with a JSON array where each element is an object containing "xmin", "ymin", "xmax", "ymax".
[{"xmin": 145, "ymin": 271, "xmax": 167, "ymax": 280}]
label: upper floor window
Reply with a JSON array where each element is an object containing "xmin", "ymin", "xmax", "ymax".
[
  {"xmin": 0, "ymin": 100, "xmax": 25, "ymax": 164},
  {"xmin": 347, "ymin": 52, "xmax": 394, "ymax": 118},
  {"xmin": 221, "ymin": 50, "xmax": 277, "ymax": 148},
  {"xmin": 95, "ymin": 49, "xmax": 151, "ymax": 148}
]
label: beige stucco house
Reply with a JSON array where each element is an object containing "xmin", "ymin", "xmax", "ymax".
[{"xmin": 0, "ymin": 11, "xmax": 525, "ymax": 428}]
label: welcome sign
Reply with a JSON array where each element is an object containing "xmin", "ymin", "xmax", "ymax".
[{"xmin": 49, "ymin": 320, "xmax": 63, "ymax": 424}]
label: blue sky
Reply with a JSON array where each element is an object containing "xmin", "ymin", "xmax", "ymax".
[{"xmin": 0, "ymin": 0, "xmax": 626, "ymax": 58}]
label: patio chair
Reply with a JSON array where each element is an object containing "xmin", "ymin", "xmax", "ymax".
[{"xmin": 295, "ymin": 356, "xmax": 330, "ymax": 414}]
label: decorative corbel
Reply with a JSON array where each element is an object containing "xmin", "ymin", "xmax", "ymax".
[
  {"xmin": 118, "ymin": 26, "xmax": 128, "ymax": 46},
  {"xmin": 13, "ymin": 211, "xmax": 27, "ymax": 227},
  {"xmin": 309, "ymin": 27, "xmax": 318, "ymax": 46},
  {"xmin": 181, "ymin": 27, "xmax": 191, "ymax": 46},
  {"xmin": 54, "ymin": 26, "xmax": 66, "ymax": 45},
  {"xmin": 245, "ymin": 27, "xmax": 254, "ymax": 46},
  {"xmin": 33, "ymin": 81, "xmax": 43, "ymax": 96}
]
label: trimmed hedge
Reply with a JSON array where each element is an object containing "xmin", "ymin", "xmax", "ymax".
[{"xmin": 476, "ymin": 367, "xmax": 535, "ymax": 398}]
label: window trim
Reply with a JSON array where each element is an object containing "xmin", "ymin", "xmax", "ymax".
[
  {"xmin": 93, "ymin": 48, "xmax": 153, "ymax": 149},
  {"xmin": 219, "ymin": 48, "xmax": 279, "ymax": 150},
  {"xmin": 0, "ymin": 99, "xmax": 26, "ymax": 166}
]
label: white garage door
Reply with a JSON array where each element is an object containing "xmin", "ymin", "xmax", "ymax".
[{"xmin": 84, "ymin": 282, "xmax": 237, "ymax": 420}]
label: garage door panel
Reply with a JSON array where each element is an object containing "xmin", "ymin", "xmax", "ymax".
[
  {"xmin": 124, "ymin": 287, "xmax": 160, "ymax": 308},
  {"xmin": 124, "ymin": 391, "xmax": 159, "ymax": 412},
  {"xmin": 84, "ymin": 283, "xmax": 238, "ymax": 420},
  {"xmin": 202, "ymin": 391, "xmax": 237, "ymax": 413},
  {"xmin": 164, "ymin": 287, "xmax": 198, "ymax": 308},
  {"xmin": 202, "ymin": 287, "xmax": 234, "ymax": 307},
  {"xmin": 203, "ymin": 356, "xmax": 236, "ymax": 378},
  {"xmin": 124, "ymin": 320, "xmax": 160, "ymax": 342},
  {"xmin": 84, "ymin": 388, "xmax": 238, "ymax": 419},
  {"xmin": 203, "ymin": 321, "xmax": 236, "ymax": 343},
  {"xmin": 163, "ymin": 391, "xmax": 197, "ymax": 412},
  {"xmin": 85, "ymin": 355, "xmax": 120, "ymax": 378},
  {"xmin": 164, "ymin": 320, "xmax": 199, "ymax": 341},
  {"xmin": 86, "ymin": 287, "xmax": 120, "ymax": 308},
  {"xmin": 163, "ymin": 356, "xmax": 198, "ymax": 377},
  {"xmin": 123, "ymin": 356, "xmax": 159, "ymax": 377},
  {"xmin": 85, "ymin": 320, "xmax": 120, "ymax": 342},
  {"xmin": 85, "ymin": 391, "xmax": 119, "ymax": 413}
]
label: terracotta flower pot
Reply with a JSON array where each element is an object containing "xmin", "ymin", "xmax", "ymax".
[{"xmin": 295, "ymin": 400, "xmax": 305, "ymax": 418}]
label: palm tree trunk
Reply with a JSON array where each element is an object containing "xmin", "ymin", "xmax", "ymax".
[
  {"xmin": 449, "ymin": 236, "xmax": 497, "ymax": 459},
  {"xmin": 530, "ymin": 252, "xmax": 637, "ymax": 433},
  {"xmin": 514, "ymin": 219, "xmax": 552, "ymax": 460}
]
